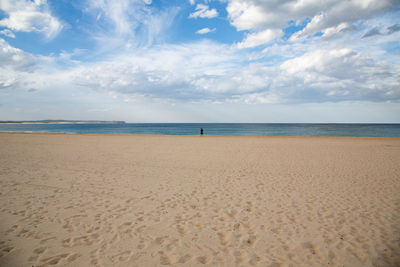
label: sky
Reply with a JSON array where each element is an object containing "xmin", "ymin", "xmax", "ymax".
[{"xmin": 0, "ymin": 0, "xmax": 399, "ymax": 123}]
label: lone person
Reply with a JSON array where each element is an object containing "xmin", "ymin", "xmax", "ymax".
[{"xmin": 200, "ymin": 128, "xmax": 204, "ymax": 136}]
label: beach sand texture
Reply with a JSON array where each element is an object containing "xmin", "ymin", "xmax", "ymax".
[{"xmin": 0, "ymin": 133, "xmax": 399, "ymax": 266}]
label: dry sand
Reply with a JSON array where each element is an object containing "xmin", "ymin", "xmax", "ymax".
[{"xmin": 0, "ymin": 133, "xmax": 399, "ymax": 267}]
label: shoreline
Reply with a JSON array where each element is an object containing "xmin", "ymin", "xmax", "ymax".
[{"xmin": 1, "ymin": 131, "xmax": 400, "ymax": 139}]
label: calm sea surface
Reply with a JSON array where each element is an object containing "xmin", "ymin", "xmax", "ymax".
[{"xmin": 0, "ymin": 123, "xmax": 399, "ymax": 137}]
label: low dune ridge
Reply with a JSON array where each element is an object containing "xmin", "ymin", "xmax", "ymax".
[{"xmin": 0, "ymin": 133, "xmax": 399, "ymax": 266}]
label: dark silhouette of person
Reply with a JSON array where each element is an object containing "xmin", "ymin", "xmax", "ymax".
[{"xmin": 200, "ymin": 128, "xmax": 204, "ymax": 136}]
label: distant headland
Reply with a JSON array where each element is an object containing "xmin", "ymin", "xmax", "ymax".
[{"xmin": 0, "ymin": 120, "xmax": 126, "ymax": 124}]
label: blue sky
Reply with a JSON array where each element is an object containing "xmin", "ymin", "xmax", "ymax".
[{"xmin": 0, "ymin": 0, "xmax": 399, "ymax": 122}]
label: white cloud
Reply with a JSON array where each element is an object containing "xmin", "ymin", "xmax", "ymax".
[
  {"xmin": 66, "ymin": 41, "xmax": 244, "ymax": 99},
  {"xmin": 236, "ymin": 29, "xmax": 282, "ymax": 49},
  {"xmin": 0, "ymin": 32, "xmax": 399, "ymax": 122},
  {"xmin": 321, "ymin": 23, "xmax": 354, "ymax": 40},
  {"xmin": 227, "ymin": 0, "xmax": 273, "ymax": 31},
  {"xmin": 0, "ymin": 29, "xmax": 15, "ymax": 38},
  {"xmin": 196, "ymin": 27, "xmax": 216, "ymax": 34},
  {"xmin": 189, "ymin": 4, "xmax": 218, "ymax": 19},
  {"xmin": 281, "ymin": 48, "xmax": 360, "ymax": 76},
  {"xmin": 0, "ymin": 38, "xmax": 35, "ymax": 72},
  {"xmin": 85, "ymin": 0, "xmax": 178, "ymax": 50},
  {"xmin": 0, "ymin": 38, "xmax": 37, "ymax": 91},
  {"xmin": 1, "ymin": 34, "xmax": 399, "ymax": 105},
  {"xmin": 0, "ymin": 0, "xmax": 63, "ymax": 39},
  {"xmin": 227, "ymin": 0, "xmax": 397, "ymax": 39},
  {"xmin": 50, "ymin": 42, "xmax": 397, "ymax": 104},
  {"xmin": 279, "ymin": 48, "xmax": 400, "ymax": 102},
  {"xmin": 87, "ymin": 0, "xmax": 144, "ymax": 35}
]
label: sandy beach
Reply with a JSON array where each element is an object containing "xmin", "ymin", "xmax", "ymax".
[{"xmin": 0, "ymin": 133, "xmax": 399, "ymax": 266}]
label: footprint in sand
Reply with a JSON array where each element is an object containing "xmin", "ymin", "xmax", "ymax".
[
  {"xmin": 154, "ymin": 236, "xmax": 168, "ymax": 245},
  {"xmin": 136, "ymin": 225, "xmax": 146, "ymax": 233},
  {"xmin": 234, "ymin": 250, "xmax": 248, "ymax": 263},
  {"xmin": 179, "ymin": 254, "xmax": 193, "ymax": 263},
  {"xmin": 40, "ymin": 253, "xmax": 71, "ymax": 265},
  {"xmin": 217, "ymin": 232, "xmax": 231, "ymax": 246},
  {"xmin": 244, "ymin": 233, "xmax": 257, "ymax": 247},
  {"xmin": 62, "ymin": 233, "xmax": 101, "ymax": 247},
  {"xmin": 176, "ymin": 224, "xmax": 189, "ymax": 235},
  {"xmin": 249, "ymin": 254, "xmax": 262, "ymax": 265},
  {"xmin": 66, "ymin": 253, "xmax": 81, "ymax": 262},
  {"xmin": 28, "ymin": 246, "xmax": 47, "ymax": 261},
  {"xmin": 302, "ymin": 242, "xmax": 319, "ymax": 258},
  {"xmin": 6, "ymin": 225, "xmax": 19, "ymax": 233},
  {"xmin": 137, "ymin": 238, "xmax": 148, "ymax": 249},
  {"xmin": 159, "ymin": 251, "xmax": 177, "ymax": 265},
  {"xmin": 197, "ymin": 255, "xmax": 211, "ymax": 264},
  {"xmin": 40, "ymin": 237, "xmax": 56, "ymax": 244},
  {"xmin": 111, "ymin": 250, "xmax": 132, "ymax": 263},
  {"xmin": 0, "ymin": 243, "xmax": 14, "ymax": 258},
  {"xmin": 166, "ymin": 239, "xmax": 181, "ymax": 251}
]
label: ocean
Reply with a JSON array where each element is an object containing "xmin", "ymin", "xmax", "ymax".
[{"xmin": 0, "ymin": 123, "xmax": 399, "ymax": 137}]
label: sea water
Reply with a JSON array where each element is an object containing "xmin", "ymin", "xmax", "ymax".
[{"xmin": 0, "ymin": 123, "xmax": 399, "ymax": 137}]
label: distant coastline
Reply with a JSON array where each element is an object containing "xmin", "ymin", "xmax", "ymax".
[{"xmin": 0, "ymin": 120, "xmax": 126, "ymax": 124}]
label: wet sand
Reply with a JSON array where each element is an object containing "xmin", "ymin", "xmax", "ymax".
[{"xmin": 0, "ymin": 133, "xmax": 399, "ymax": 266}]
